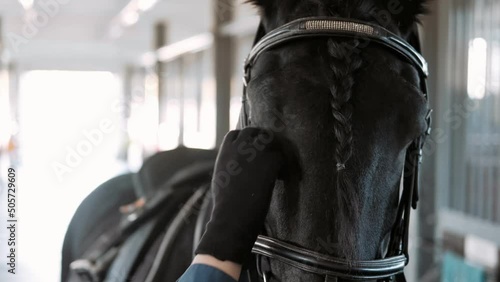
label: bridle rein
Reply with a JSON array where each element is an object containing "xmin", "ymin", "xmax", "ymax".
[{"xmin": 239, "ymin": 17, "xmax": 432, "ymax": 282}]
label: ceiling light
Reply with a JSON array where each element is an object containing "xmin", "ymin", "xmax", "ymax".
[
  {"xmin": 467, "ymin": 38, "xmax": 488, "ymax": 100},
  {"xmin": 137, "ymin": 0, "xmax": 158, "ymax": 12},
  {"xmin": 18, "ymin": 0, "xmax": 34, "ymax": 10},
  {"xmin": 121, "ymin": 11, "xmax": 139, "ymax": 27},
  {"xmin": 157, "ymin": 33, "xmax": 214, "ymax": 62}
]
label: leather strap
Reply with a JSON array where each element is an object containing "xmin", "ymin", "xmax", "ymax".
[
  {"xmin": 104, "ymin": 219, "xmax": 157, "ymax": 282},
  {"xmin": 240, "ymin": 16, "xmax": 430, "ymax": 128},
  {"xmin": 252, "ymin": 236, "xmax": 407, "ymax": 280},
  {"xmin": 144, "ymin": 186, "xmax": 209, "ymax": 282},
  {"xmin": 243, "ymin": 17, "xmax": 428, "ymax": 88}
]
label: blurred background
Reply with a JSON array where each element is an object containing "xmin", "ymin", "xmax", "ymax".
[{"xmin": 0, "ymin": 0, "xmax": 498, "ymax": 281}]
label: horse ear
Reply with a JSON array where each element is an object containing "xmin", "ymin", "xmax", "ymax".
[
  {"xmin": 391, "ymin": 0, "xmax": 429, "ymax": 33},
  {"xmin": 406, "ymin": 26, "xmax": 422, "ymax": 52},
  {"xmin": 246, "ymin": 0, "xmax": 278, "ymax": 11},
  {"xmin": 246, "ymin": 0, "xmax": 264, "ymax": 8}
]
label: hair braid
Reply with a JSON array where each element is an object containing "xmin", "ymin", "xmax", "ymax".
[{"xmin": 327, "ymin": 38, "xmax": 363, "ymax": 258}]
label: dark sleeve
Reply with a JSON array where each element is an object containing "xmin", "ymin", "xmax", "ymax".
[{"xmin": 177, "ymin": 264, "xmax": 238, "ymax": 282}]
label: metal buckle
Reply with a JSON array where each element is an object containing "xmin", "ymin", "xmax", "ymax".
[
  {"xmin": 70, "ymin": 259, "xmax": 99, "ymax": 282},
  {"xmin": 70, "ymin": 248, "xmax": 119, "ymax": 282},
  {"xmin": 417, "ymin": 149, "xmax": 423, "ymax": 164},
  {"xmin": 243, "ymin": 61, "xmax": 251, "ymax": 87},
  {"xmin": 262, "ymin": 271, "xmax": 271, "ymax": 282},
  {"xmin": 243, "ymin": 75, "xmax": 249, "ymax": 87},
  {"xmin": 425, "ymin": 109, "xmax": 433, "ymax": 136},
  {"xmin": 324, "ymin": 275, "xmax": 338, "ymax": 282}
]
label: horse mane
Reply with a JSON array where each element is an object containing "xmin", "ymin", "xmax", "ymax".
[
  {"xmin": 326, "ymin": 37, "xmax": 363, "ymax": 258},
  {"xmin": 247, "ymin": 0, "xmax": 429, "ymax": 35},
  {"xmin": 321, "ymin": 0, "xmax": 429, "ymax": 259}
]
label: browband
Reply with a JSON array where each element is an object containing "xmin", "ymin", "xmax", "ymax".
[
  {"xmin": 243, "ymin": 17, "xmax": 428, "ymax": 87},
  {"xmin": 252, "ymin": 235, "xmax": 407, "ymax": 280}
]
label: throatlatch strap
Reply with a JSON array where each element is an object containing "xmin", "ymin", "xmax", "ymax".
[{"xmin": 386, "ymin": 137, "xmax": 420, "ymax": 259}]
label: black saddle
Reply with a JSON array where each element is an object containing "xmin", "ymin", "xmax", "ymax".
[{"xmin": 66, "ymin": 147, "xmax": 218, "ymax": 282}]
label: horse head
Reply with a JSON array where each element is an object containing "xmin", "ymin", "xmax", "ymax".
[{"xmin": 243, "ymin": 1, "xmax": 431, "ymax": 281}]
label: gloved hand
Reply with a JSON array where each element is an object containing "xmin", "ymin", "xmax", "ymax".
[{"xmin": 195, "ymin": 128, "xmax": 284, "ymax": 264}]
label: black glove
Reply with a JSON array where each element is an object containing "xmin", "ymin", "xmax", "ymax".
[{"xmin": 195, "ymin": 128, "xmax": 284, "ymax": 264}]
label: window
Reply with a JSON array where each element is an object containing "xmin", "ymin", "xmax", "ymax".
[
  {"xmin": 182, "ymin": 51, "xmax": 216, "ymax": 149},
  {"xmin": 230, "ymin": 35, "xmax": 254, "ymax": 129},
  {"xmin": 449, "ymin": 0, "xmax": 500, "ymax": 223},
  {"xmin": 16, "ymin": 70, "xmax": 124, "ymax": 281},
  {"xmin": 158, "ymin": 50, "xmax": 216, "ymax": 150}
]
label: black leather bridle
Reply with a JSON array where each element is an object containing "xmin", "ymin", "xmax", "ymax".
[{"xmin": 239, "ymin": 17, "xmax": 433, "ymax": 282}]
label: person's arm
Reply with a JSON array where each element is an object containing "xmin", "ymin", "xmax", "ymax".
[
  {"xmin": 177, "ymin": 258, "xmax": 237, "ymax": 282},
  {"xmin": 191, "ymin": 255, "xmax": 241, "ymax": 280},
  {"xmin": 177, "ymin": 128, "xmax": 283, "ymax": 282}
]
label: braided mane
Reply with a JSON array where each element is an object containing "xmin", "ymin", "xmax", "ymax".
[{"xmin": 327, "ymin": 37, "xmax": 363, "ymax": 258}]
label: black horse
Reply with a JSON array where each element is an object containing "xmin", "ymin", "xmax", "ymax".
[{"xmin": 62, "ymin": 0, "xmax": 431, "ymax": 281}]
